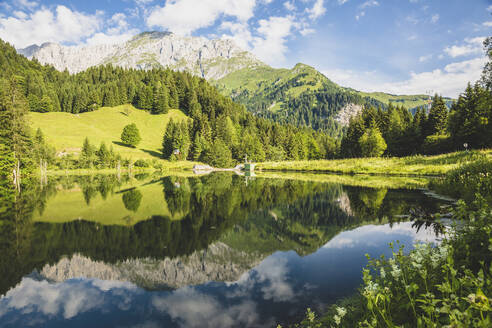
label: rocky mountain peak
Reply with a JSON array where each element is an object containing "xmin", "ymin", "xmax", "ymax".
[{"xmin": 17, "ymin": 31, "xmax": 265, "ymax": 80}]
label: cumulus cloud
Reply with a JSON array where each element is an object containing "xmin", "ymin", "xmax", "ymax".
[
  {"xmin": 323, "ymin": 56, "xmax": 486, "ymax": 98},
  {"xmin": 360, "ymin": 0, "xmax": 379, "ymax": 9},
  {"xmin": 430, "ymin": 14, "xmax": 439, "ymax": 24},
  {"xmin": 306, "ymin": 0, "xmax": 326, "ymax": 20},
  {"xmin": 85, "ymin": 13, "xmax": 139, "ymax": 46},
  {"xmin": 15, "ymin": 0, "xmax": 38, "ymax": 11},
  {"xmin": 146, "ymin": 0, "xmax": 257, "ymax": 35},
  {"xmin": 251, "ymin": 15, "xmax": 297, "ymax": 63},
  {"xmin": 284, "ymin": 1, "xmax": 296, "ymax": 11},
  {"xmin": 483, "ymin": 21, "xmax": 492, "ymax": 27},
  {"xmin": 444, "ymin": 37, "xmax": 485, "ymax": 58},
  {"xmin": 0, "ymin": 5, "xmax": 102, "ymax": 48}
]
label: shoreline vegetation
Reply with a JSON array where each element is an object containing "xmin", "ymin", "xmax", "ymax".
[
  {"xmin": 286, "ymin": 157, "xmax": 492, "ymax": 327},
  {"xmin": 39, "ymin": 149, "xmax": 491, "ymax": 180},
  {"xmin": 257, "ymin": 149, "xmax": 492, "ymax": 176}
]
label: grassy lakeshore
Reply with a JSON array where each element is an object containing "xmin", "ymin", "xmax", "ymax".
[
  {"xmin": 257, "ymin": 150, "xmax": 492, "ymax": 176},
  {"xmin": 43, "ymin": 160, "xmax": 199, "ymax": 176}
]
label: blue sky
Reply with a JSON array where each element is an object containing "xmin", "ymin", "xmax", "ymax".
[{"xmin": 0, "ymin": 0, "xmax": 490, "ymax": 97}]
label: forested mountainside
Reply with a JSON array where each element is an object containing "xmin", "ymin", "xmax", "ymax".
[
  {"xmin": 0, "ymin": 38, "xmax": 338, "ymax": 170},
  {"xmin": 17, "ymin": 31, "xmax": 454, "ymax": 136},
  {"xmin": 215, "ymin": 63, "xmax": 453, "ymax": 136}
]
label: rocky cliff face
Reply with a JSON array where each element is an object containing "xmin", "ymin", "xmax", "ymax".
[
  {"xmin": 18, "ymin": 31, "xmax": 264, "ymax": 80},
  {"xmin": 38, "ymin": 242, "xmax": 263, "ymax": 290}
]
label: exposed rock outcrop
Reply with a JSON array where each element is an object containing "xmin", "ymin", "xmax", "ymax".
[
  {"xmin": 18, "ymin": 31, "xmax": 264, "ymax": 80},
  {"xmin": 334, "ymin": 103, "xmax": 364, "ymax": 127}
]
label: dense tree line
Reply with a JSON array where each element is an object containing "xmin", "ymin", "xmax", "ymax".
[
  {"xmin": 341, "ymin": 37, "xmax": 492, "ymax": 158},
  {"xmin": 0, "ymin": 39, "xmax": 338, "ymax": 170}
]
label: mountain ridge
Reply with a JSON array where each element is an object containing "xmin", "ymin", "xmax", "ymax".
[
  {"xmin": 18, "ymin": 31, "xmax": 264, "ymax": 80},
  {"xmin": 16, "ymin": 31, "xmax": 453, "ymax": 133}
]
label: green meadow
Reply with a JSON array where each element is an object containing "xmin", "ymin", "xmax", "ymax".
[{"xmin": 29, "ymin": 104, "xmax": 189, "ymax": 160}]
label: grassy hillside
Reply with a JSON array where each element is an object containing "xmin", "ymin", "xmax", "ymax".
[
  {"xmin": 216, "ymin": 63, "xmax": 339, "ymax": 106},
  {"xmin": 257, "ymin": 150, "xmax": 492, "ymax": 176},
  {"xmin": 216, "ymin": 63, "xmax": 454, "ymax": 130},
  {"xmin": 29, "ymin": 104, "xmax": 189, "ymax": 160}
]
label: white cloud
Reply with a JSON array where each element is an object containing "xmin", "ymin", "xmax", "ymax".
[
  {"xmin": 221, "ymin": 14, "xmax": 296, "ymax": 65},
  {"xmin": 251, "ymin": 15, "xmax": 296, "ymax": 63},
  {"xmin": 360, "ymin": 0, "xmax": 379, "ymax": 9},
  {"xmin": 431, "ymin": 14, "xmax": 439, "ymax": 24},
  {"xmin": 419, "ymin": 54, "xmax": 432, "ymax": 62},
  {"xmin": 338, "ymin": 0, "xmax": 349, "ymax": 4},
  {"xmin": 444, "ymin": 37, "xmax": 485, "ymax": 58},
  {"xmin": 13, "ymin": 10, "xmax": 27, "ymax": 19},
  {"xmin": 146, "ymin": 0, "xmax": 257, "ymax": 35},
  {"xmin": 355, "ymin": 11, "xmax": 365, "ymax": 20},
  {"xmin": 15, "ymin": 0, "xmax": 38, "ymax": 11},
  {"xmin": 300, "ymin": 28, "xmax": 315, "ymax": 36},
  {"xmin": 323, "ymin": 56, "xmax": 486, "ymax": 98},
  {"xmin": 0, "ymin": 5, "xmax": 102, "ymax": 48},
  {"xmin": 306, "ymin": 0, "xmax": 326, "ymax": 20},
  {"xmin": 85, "ymin": 12, "xmax": 139, "ymax": 46},
  {"xmin": 483, "ymin": 21, "xmax": 492, "ymax": 27},
  {"xmin": 220, "ymin": 21, "xmax": 253, "ymax": 51},
  {"xmin": 487, "ymin": 5, "xmax": 492, "ymax": 12},
  {"xmin": 284, "ymin": 1, "xmax": 296, "ymax": 11}
]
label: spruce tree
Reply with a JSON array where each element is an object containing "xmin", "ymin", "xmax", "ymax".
[
  {"xmin": 0, "ymin": 77, "xmax": 33, "ymax": 187},
  {"xmin": 426, "ymin": 95, "xmax": 448, "ymax": 136}
]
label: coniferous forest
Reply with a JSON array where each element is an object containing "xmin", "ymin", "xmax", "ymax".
[{"xmin": 0, "ymin": 36, "xmax": 491, "ymax": 176}]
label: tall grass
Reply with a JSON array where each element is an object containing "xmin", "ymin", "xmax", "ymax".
[{"xmin": 259, "ymin": 150, "xmax": 491, "ymax": 176}]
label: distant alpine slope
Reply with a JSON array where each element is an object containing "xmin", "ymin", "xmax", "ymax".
[{"xmin": 18, "ymin": 31, "xmax": 452, "ymax": 133}]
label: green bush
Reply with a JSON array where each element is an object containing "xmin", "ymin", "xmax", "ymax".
[
  {"xmin": 121, "ymin": 123, "xmax": 141, "ymax": 148},
  {"xmin": 422, "ymin": 134, "xmax": 453, "ymax": 155},
  {"xmin": 133, "ymin": 159, "xmax": 150, "ymax": 167},
  {"xmin": 431, "ymin": 158, "xmax": 492, "ymax": 204}
]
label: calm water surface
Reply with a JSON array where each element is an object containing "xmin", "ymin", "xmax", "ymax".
[{"xmin": 0, "ymin": 172, "xmax": 449, "ymax": 327}]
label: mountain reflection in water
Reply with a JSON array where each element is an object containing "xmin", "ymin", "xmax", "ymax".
[{"xmin": 0, "ymin": 172, "xmax": 449, "ymax": 327}]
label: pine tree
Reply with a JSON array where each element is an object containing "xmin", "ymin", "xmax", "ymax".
[
  {"xmin": 152, "ymin": 84, "xmax": 169, "ymax": 114},
  {"xmin": 426, "ymin": 94, "xmax": 448, "ymax": 136},
  {"xmin": 80, "ymin": 137, "xmax": 96, "ymax": 168},
  {"xmin": 0, "ymin": 77, "xmax": 33, "ymax": 188},
  {"xmin": 96, "ymin": 142, "xmax": 111, "ymax": 167}
]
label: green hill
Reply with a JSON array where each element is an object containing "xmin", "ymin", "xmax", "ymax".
[
  {"xmin": 29, "ymin": 105, "xmax": 189, "ymax": 159},
  {"xmin": 216, "ymin": 63, "xmax": 454, "ymax": 133}
]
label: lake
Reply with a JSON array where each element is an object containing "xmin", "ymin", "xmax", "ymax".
[{"xmin": 0, "ymin": 172, "xmax": 450, "ymax": 328}]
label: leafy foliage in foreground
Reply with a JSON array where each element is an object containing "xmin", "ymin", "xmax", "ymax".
[{"xmin": 288, "ymin": 158, "xmax": 492, "ymax": 327}]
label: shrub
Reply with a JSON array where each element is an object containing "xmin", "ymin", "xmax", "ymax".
[
  {"xmin": 359, "ymin": 127, "xmax": 387, "ymax": 157},
  {"xmin": 422, "ymin": 134, "xmax": 453, "ymax": 155},
  {"xmin": 133, "ymin": 159, "xmax": 150, "ymax": 167}
]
